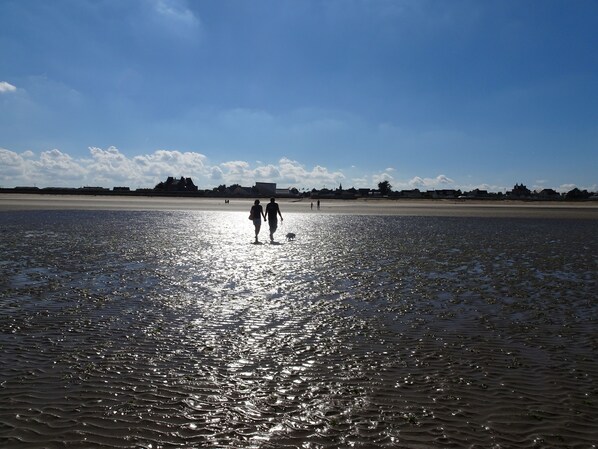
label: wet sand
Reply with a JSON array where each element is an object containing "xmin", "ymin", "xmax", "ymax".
[
  {"xmin": 1, "ymin": 208, "xmax": 597, "ymax": 447},
  {"xmin": 1, "ymin": 193, "xmax": 597, "ymax": 219}
]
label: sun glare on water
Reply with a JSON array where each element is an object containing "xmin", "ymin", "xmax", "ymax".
[{"xmin": 0, "ymin": 210, "xmax": 596, "ymax": 447}]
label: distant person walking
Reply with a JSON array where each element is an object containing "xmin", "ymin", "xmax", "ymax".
[
  {"xmin": 265, "ymin": 197, "xmax": 283, "ymax": 242},
  {"xmin": 317, "ymin": 199, "xmax": 320, "ymax": 210},
  {"xmin": 250, "ymin": 199, "xmax": 265, "ymax": 243}
]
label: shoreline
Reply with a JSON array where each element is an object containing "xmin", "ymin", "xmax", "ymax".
[{"xmin": 1, "ymin": 193, "xmax": 597, "ymax": 219}]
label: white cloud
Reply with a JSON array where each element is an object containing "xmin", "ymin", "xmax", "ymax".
[
  {"xmin": 210, "ymin": 166, "xmax": 223, "ymax": 181},
  {"xmin": 129, "ymin": 149, "xmax": 208, "ymax": 187},
  {"xmin": 0, "ymin": 148, "xmax": 22, "ymax": 165},
  {"xmin": 88, "ymin": 146, "xmax": 141, "ymax": 184},
  {"xmin": 35, "ymin": 149, "xmax": 87, "ymax": 180},
  {"xmin": 276, "ymin": 158, "xmax": 344, "ymax": 188},
  {"xmin": 372, "ymin": 172, "xmax": 394, "ymax": 184},
  {"xmin": 0, "ymin": 148, "xmax": 27, "ymax": 177},
  {"xmin": 371, "ymin": 167, "xmax": 396, "ymax": 186},
  {"xmin": 0, "ymin": 81, "xmax": 17, "ymax": 93},
  {"xmin": 558, "ymin": 183, "xmax": 577, "ymax": 193},
  {"xmin": 208, "ymin": 157, "xmax": 345, "ymax": 189},
  {"xmin": 2, "ymin": 147, "xmax": 593, "ymax": 194},
  {"xmin": 0, "ymin": 146, "xmax": 442, "ymax": 191},
  {"xmin": 350, "ymin": 177, "xmax": 368, "ymax": 187},
  {"xmin": 451, "ymin": 182, "xmax": 509, "ymax": 193},
  {"xmin": 11, "ymin": 147, "xmax": 342, "ymax": 190},
  {"xmin": 213, "ymin": 160, "xmax": 259, "ymax": 185},
  {"xmin": 406, "ymin": 174, "xmax": 454, "ymax": 189},
  {"xmin": 0, "ymin": 147, "xmax": 211, "ymax": 189},
  {"xmin": 254, "ymin": 164, "xmax": 280, "ymax": 180},
  {"xmin": 221, "ymin": 161, "xmax": 250, "ymax": 174},
  {"xmin": 436, "ymin": 175, "xmax": 453, "ymax": 184},
  {"xmin": 408, "ymin": 176, "xmax": 425, "ymax": 187}
]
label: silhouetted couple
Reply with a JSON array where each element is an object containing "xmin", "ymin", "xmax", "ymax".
[{"xmin": 250, "ymin": 198, "xmax": 283, "ymax": 243}]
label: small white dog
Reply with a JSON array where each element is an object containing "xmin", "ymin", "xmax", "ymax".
[{"xmin": 285, "ymin": 232, "xmax": 296, "ymax": 241}]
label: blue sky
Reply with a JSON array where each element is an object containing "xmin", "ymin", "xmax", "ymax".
[{"xmin": 1, "ymin": 0, "xmax": 597, "ymax": 192}]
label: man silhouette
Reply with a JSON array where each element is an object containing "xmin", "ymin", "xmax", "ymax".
[{"xmin": 265, "ymin": 197, "xmax": 283, "ymax": 242}]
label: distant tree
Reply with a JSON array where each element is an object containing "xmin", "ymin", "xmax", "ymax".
[
  {"xmin": 565, "ymin": 188, "xmax": 589, "ymax": 200},
  {"xmin": 378, "ymin": 180, "xmax": 392, "ymax": 195}
]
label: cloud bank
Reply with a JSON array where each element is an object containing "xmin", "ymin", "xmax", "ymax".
[
  {"xmin": 0, "ymin": 147, "xmax": 346, "ymax": 190},
  {"xmin": 1, "ymin": 146, "xmax": 590, "ymax": 193}
]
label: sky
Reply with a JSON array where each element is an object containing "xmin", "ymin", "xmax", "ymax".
[{"xmin": 1, "ymin": 0, "xmax": 597, "ymax": 192}]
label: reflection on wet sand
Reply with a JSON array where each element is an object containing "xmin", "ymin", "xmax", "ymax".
[{"xmin": 1, "ymin": 210, "xmax": 597, "ymax": 448}]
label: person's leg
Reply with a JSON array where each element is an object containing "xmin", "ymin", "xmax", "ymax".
[{"xmin": 269, "ymin": 220, "xmax": 277, "ymax": 241}]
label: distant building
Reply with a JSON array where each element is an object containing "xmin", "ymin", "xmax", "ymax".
[
  {"xmin": 431, "ymin": 189, "xmax": 459, "ymax": 199},
  {"xmin": 155, "ymin": 176, "xmax": 198, "ymax": 192},
  {"xmin": 80, "ymin": 186, "xmax": 109, "ymax": 192},
  {"xmin": 565, "ymin": 188, "xmax": 591, "ymax": 200},
  {"xmin": 537, "ymin": 188, "xmax": 561, "ymax": 200},
  {"xmin": 399, "ymin": 189, "xmax": 422, "ymax": 198},
  {"xmin": 508, "ymin": 183, "xmax": 531, "ymax": 198},
  {"xmin": 462, "ymin": 189, "xmax": 489, "ymax": 199},
  {"xmin": 255, "ymin": 182, "xmax": 276, "ymax": 196},
  {"xmin": 230, "ymin": 186, "xmax": 252, "ymax": 196}
]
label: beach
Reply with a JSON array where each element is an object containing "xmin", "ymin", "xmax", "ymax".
[
  {"xmin": 1, "ymin": 193, "xmax": 598, "ymax": 219},
  {"xmin": 1, "ymin": 198, "xmax": 597, "ymax": 447}
]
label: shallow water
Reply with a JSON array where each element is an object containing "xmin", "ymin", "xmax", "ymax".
[{"xmin": 1, "ymin": 210, "xmax": 597, "ymax": 448}]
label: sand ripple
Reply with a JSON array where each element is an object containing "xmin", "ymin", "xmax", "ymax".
[{"xmin": 1, "ymin": 211, "xmax": 597, "ymax": 448}]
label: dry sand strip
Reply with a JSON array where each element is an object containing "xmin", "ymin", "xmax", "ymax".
[{"xmin": 1, "ymin": 193, "xmax": 597, "ymax": 219}]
